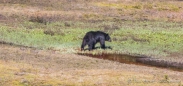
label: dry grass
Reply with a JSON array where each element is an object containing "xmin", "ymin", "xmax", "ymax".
[
  {"xmin": 1, "ymin": 0, "xmax": 183, "ymax": 23},
  {"xmin": 0, "ymin": 44, "xmax": 183, "ymax": 86},
  {"xmin": 0, "ymin": 4, "xmax": 79, "ymax": 22},
  {"xmin": 94, "ymin": 1, "xmax": 183, "ymax": 21}
]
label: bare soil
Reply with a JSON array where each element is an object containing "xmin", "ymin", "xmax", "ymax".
[{"xmin": 0, "ymin": 43, "xmax": 183, "ymax": 85}]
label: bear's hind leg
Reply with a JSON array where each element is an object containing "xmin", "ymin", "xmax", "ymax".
[
  {"xmin": 88, "ymin": 44, "xmax": 93, "ymax": 51},
  {"xmin": 92, "ymin": 43, "xmax": 96, "ymax": 49},
  {"xmin": 88, "ymin": 41, "xmax": 94, "ymax": 51}
]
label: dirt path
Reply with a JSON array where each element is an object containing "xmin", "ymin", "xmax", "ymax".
[{"xmin": 0, "ymin": 43, "xmax": 183, "ymax": 86}]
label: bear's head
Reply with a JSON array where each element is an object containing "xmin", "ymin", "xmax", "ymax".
[{"xmin": 105, "ymin": 34, "xmax": 111, "ymax": 42}]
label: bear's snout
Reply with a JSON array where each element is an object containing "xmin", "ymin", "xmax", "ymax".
[{"xmin": 108, "ymin": 39, "xmax": 112, "ymax": 42}]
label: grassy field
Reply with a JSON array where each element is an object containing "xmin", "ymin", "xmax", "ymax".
[
  {"xmin": 1, "ymin": 16, "xmax": 183, "ymax": 62},
  {"xmin": 1, "ymin": 0, "xmax": 183, "ymax": 85}
]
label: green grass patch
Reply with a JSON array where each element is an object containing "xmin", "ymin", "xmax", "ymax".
[
  {"xmin": 111, "ymin": 27, "xmax": 183, "ymax": 57},
  {"xmin": 0, "ymin": 24, "xmax": 87, "ymax": 50},
  {"xmin": 1, "ymin": 20, "xmax": 183, "ymax": 58}
]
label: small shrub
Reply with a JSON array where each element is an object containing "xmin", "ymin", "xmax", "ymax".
[
  {"xmin": 43, "ymin": 30, "xmax": 55, "ymax": 36},
  {"xmin": 64, "ymin": 22, "xmax": 71, "ymax": 27},
  {"xmin": 29, "ymin": 14, "xmax": 61, "ymax": 24},
  {"xmin": 132, "ymin": 5, "xmax": 142, "ymax": 9},
  {"xmin": 102, "ymin": 24, "xmax": 120, "ymax": 32},
  {"xmin": 0, "ymin": 14, "xmax": 6, "ymax": 20},
  {"xmin": 160, "ymin": 75, "xmax": 169, "ymax": 83},
  {"xmin": 164, "ymin": 75, "xmax": 169, "ymax": 81},
  {"xmin": 82, "ymin": 13, "xmax": 100, "ymax": 20},
  {"xmin": 29, "ymin": 16, "xmax": 46, "ymax": 24}
]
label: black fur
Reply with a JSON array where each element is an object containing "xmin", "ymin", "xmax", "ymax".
[{"xmin": 81, "ymin": 31, "xmax": 111, "ymax": 51}]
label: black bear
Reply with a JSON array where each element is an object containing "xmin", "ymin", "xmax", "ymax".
[{"xmin": 81, "ymin": 31, "xmax": 111, "ymax": 51}]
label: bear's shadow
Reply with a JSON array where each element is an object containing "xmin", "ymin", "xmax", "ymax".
[{"xmin": 83, "ymin": 46, "xmax": 112, "ymax": 51}]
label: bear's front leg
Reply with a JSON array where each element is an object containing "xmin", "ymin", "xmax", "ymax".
[
  {"xmin": 101, "ymin": 44, "xmax": 105, "ymax": 49},
  {"xmin": 81, "ymin": 40, "xmax": 87, "ymax": 51},
  {"xmin": 100, "ymin": 39, "xmax": 106, "ymax": 49}
]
